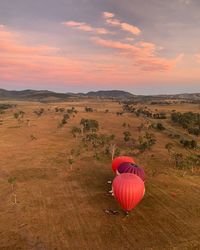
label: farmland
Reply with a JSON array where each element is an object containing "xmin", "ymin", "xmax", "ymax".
[{"xmin": 0, "ymin": 99, "xmax": 199, "ymax": 250}]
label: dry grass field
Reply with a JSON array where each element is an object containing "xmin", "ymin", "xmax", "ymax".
[{"xmin": 0, "ymin": 99, "xmax": 200, "ymax": 250}]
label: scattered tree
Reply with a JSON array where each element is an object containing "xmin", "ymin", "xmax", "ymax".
[
  {"xmin": 180, "ymin": 139, "xmax": 197, "ymax": 149},
  {"xmin": 123, "ymin": 131, "xmax": 131, "ymax": 142},
  {"xmin": 156, "ymin": 123, "xmax": 166, "ymax": 131},
  {"xmin": 172, "ymin": 153, "xmax": 184, "ymax": 169},
  {"xmin": 71, "ymin": 127, "xmax": 81, "ymax": 139},
  {"xmin": 34, "ymin": 108, "xmax": 44, "ymax": 117},
  {"xmin": 171, "ymin": 111, "xmax": 200, "ymax": 136},
  {"xmin": 8, "ymin": 176, "xmax": 16, "ymax": 192},
  {"xmin": 68, "ymin": 155, "xmax": 74, "ymax": 170},
  {"xmin": 80, "ymin": 119, "xmax": 99, "ymax": 133},
  {"xmin": 30, "ymin": 135, "xmax": 37, "ymax": 140},
  {"xmin": 85, "ymin": 107, "xmax": 93, "ymax": 112},
  {"xmin": 8, "ymin": 176, "xmax": 17, "ymax": 204}
]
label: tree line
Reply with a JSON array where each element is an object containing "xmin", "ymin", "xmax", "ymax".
[{"xmin": 171, "ymin": 112, "xmax": 200, "ymax": 136}]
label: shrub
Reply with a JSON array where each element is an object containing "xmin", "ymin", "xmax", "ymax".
[
  {"xmin": 156, "ymin": 123, "xmax": 165, "ymax": 131},
  {"xmin": 180, "ymin": 139, "xmax": 197, "ymax": 149},
  {"xmin": 123, "ymin": 131, "xmax": 131, "ymax": 142},
  {"xmin": 80, "ymin": 119, "xmax": 99, "ymax": 133},
  {"xmin": 85, "ymin": 107, "xmax": 93, "ymax": 112}
]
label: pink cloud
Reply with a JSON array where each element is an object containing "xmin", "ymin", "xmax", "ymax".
[
  {"xmin": 103, "ymin": 12, "xmax": 141, "ymax": 35},
  {"xmin": 106, "ymin": 18, "xmax": 121, "ymax": 26},
  {"xmin": 92, "ymin": 37, "xmax": 182, "ymax": 71},
  {"xmin": 62, "ymin": 21, "xmax": 112, "ymax": 35},
  {"xmin": 103, "ymin": 12, "xmax": 115, "ymax": 18},
  {"xmin": 0, "ymin": 25, "xmax": 188, "ymax": 89},
  {"xmin": 0, "ymin": 26, "xmax": 89, "ymax": 83},
  {"xmin": 0, "ymin": 26, "xmax": 136, "ymax": 85},
  {"xmin": 0, "ymin": 26, "xmax": 58, "ymax": 55},
  {"xmin": 195, "ymin": 54, "xmax": 200, "ymax": 63},
  {"xmin": 121, "ymin": 23, "xmax": 141, "ymax": 36},
  {"xmin": 125, "ymin": 37, "xmax": 135, "ymax": 42}
]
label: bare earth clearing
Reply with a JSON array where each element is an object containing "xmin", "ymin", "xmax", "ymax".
[{"xmin": 0, "ymin": 99, "xmax": 199, "ymax": 250}]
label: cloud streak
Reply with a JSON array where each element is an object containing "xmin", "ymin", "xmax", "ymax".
[
  {"xmin": 0, "ymin": 25, "xmax": 135, "ymax": 86},
  {"xmin": 103, "ymin": 12, "xmax": 141, "ymax": 35},
  {"xmin": 62, "ymin": 21, "xmax": 112, "ymax": 35},
  {"xmin": 195, "ymin": 54, "xmax": 200, "ymax": 63},
  {"xmin": 92, "ymin": 37, "xmax": 183, "ymax": 71},
  {"xmin": 0, "ymin": 26, "xmax": 88, "ymax": 83},
  {"xmin": 0, "ymin": 19, "xmax": 190, "ymax": 91},
  {"xmin": 62, "ymin": 12, "xmax": 181, "ymax": 72}
]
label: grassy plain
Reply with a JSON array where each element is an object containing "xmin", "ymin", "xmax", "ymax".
[{"xmin": 0, "ymin": 99, "xmax": 199, "ymax": 249}]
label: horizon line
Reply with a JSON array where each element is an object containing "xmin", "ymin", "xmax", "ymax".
[{"xmin": 0, "ymin": 87, "xmax": 200, "ymax": 96}]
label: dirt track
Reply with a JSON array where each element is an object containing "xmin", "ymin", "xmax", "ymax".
[{"xmin": 0, "ymin": 100, "xmax": 199, "ymax": 249}]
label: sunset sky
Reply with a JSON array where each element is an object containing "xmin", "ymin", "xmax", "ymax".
[{"xmin": 0, "ymin": 0, "xmax": 200, "ymax": 94}]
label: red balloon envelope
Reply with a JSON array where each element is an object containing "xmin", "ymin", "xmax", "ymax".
[
  {"xmin": 117, "ymin": 162, "xmax": 145, "ymax": 182},
  {"xmin": 112, "ymin": 173, "xmax": 145, "ymax": 212},
  {"xmin": 112, "ymin": 156, "xmax": 135, "ymax": 172}
]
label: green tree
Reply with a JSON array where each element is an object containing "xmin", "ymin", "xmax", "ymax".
[
  {"xmin": 123, "ymin": 131, "xmax": 131, "ymax": 142},
  {"xmin": 68, "ymin": 155, "xmax": 74, "ymax": 170},
  {"xmin": 80, "ymin": 119, "xmax": 99, "ymax": 133},
  {"xmin": 165, "ymin": 143, "xmax": 173, "ymax": 155},
  {"xmin": 156, "ymin": 123, "xmax": 165, "ymax": 131},
  {"xmin": 71, "ymin": 127, "xmax": 81, "ymax": 139},
  {"xmin": 85, "ymin": 107, "xmax": 93, "ymax": 112},
  {"xmin": 172, "ymin": 153, "xmax": 184, "ymax": 169},
  {"xmin": 8, "ymin": 177, "xmax": 16, "ymax": 192}
]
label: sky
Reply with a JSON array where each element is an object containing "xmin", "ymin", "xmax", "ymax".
[{"xmin": 0, "ymin": 0, "xmax": 200, "ymax": 94}]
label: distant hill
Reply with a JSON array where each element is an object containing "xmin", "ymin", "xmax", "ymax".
[
  {"xmin": 0, "ymin": 88, "xmax": 199, "ymax": 102},
  {"xmin": 86, "ymin": 90, "xmax": 134, "ymax": 98},
  {"xmin": 165, "ymin": 93, "xmax": 200, "ymax": 100},
  {"xmin": 137, "ymin": 93, "xmax": 200, "ymax": 101},
  {"xmin": 0, "ymin": 89, "xmax": 71, "ymax": 101},
  {"xmin": 0, "ymin": 89, "xmax": 134, "ymax": 101}
]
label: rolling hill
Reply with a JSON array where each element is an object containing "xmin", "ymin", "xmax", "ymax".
[{"xmin": 0, "ymin": 88, "xmax": 200, "ymax": 102}]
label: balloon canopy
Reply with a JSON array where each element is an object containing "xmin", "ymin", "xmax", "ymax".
[
  {"xmin": 117, "ymin": 162, "xmax": 145, "ymax": 182},
  {"xmin": 112, "ymin": 173, "xmax": 145, "ymax": 212},
  {"xmin": 112, "ymin": 156, "xmax": 135, "ymax": 172}
]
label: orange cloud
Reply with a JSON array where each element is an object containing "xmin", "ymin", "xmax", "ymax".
[
  {"xmin": 0, "ymin": 26, "xmax": 89, "ymax": 83},
  {"xmin": 0, "ymin": 25, "xmax": 136, "ymax": 85},
  {"xmin": 195, "ymin": 54, "xmax": 200, "ymax": 63},
  {"xmin": 103, "ymin": 12, "xmax": 115, "ymax": 18},
  {"xmin": 62, "ymin": 21, "xmax": 112, "ymax": 35},
  {"xmin": 92, "ymin": 37, "xmax": 182, "ymax": 71},
  {"xmin": 120, "ymin": 23, "xmax": 141, "ymax": 36},
  {"xmin": 125, "ymin": 37, "xmax": 135, "ymax": 42},
  {"xmin": 103, "ymin": 12, "xmax": 141, "ymax": 35},
  {"xmin": 0, "ymin": 25, "xmax": 187, "ymax": 89},
  {"xmin": 0, "ymin": 25, "xmax": 58, "ymax": 55}
]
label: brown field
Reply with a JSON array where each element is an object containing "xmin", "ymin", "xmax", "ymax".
[{"xmin": 0, "ymin": 99, "xmax": 200, "ymax": 250}]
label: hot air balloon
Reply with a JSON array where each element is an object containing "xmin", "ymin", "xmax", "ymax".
[
  {"xmin": 112, "ymin": 173, "xmax": 145, "ymax": 212},
  {"xmin": 117, "ymin": 162, "xmax": 145, "ymax": 182},
  {"xmin": 112, "ymin": 156, "xmax": 135, "ymax": 172}
]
